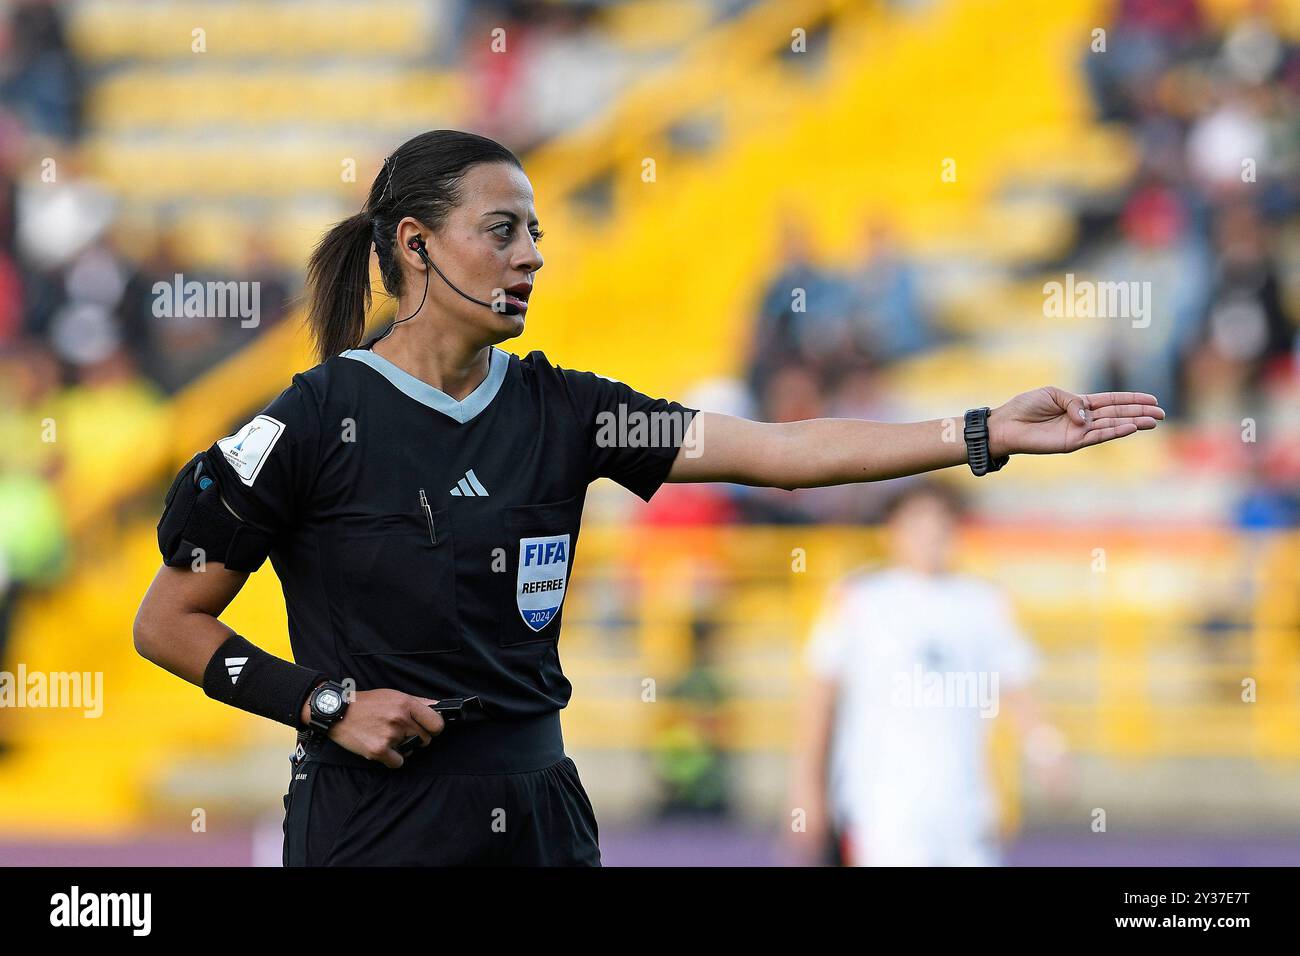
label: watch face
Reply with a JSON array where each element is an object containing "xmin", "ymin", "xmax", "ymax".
[{"xmin": 316, "ymin": 689, "xmax": 342, "ymax": 715}]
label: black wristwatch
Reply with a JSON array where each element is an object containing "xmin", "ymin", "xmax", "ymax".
[
  {"xmin": 963, "ymin": 407, "xmax": 1009, "ymax": 477},
  {"xmin": 307, "ymin": 680, "xmax": 350, "ymax": 734}
]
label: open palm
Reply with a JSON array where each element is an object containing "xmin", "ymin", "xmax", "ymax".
[{"xmin": 991, "ymin": 387, "xmax": 1166, "ymax": 456}]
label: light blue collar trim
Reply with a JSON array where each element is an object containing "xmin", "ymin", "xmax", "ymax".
[{"xmin": 340, "ymin": 346, "xmax": 510, "ymax": 423}]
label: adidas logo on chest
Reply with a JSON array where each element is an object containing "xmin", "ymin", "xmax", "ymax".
[{"xmin": 449, "ymin": 468, "xmax": 489, "ymax": 497}]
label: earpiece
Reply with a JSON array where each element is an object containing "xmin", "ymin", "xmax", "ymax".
[{"xmin": 377, "ymin": 231, "xmax": 520, "ymax": 344}]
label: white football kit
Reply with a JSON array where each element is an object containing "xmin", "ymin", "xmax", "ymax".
[{"xmin": 805, "ymin": 566, "xmax": 1038, "ymax": 866}]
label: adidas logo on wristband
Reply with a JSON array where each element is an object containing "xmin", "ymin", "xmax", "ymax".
[{"xmin": 225, "ymin": 656, "xmax": 248, "ymax": 685}]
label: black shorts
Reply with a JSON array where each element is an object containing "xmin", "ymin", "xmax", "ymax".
[{"xmin": 282, "ymin": 711, "xmax": 601, "ymax": 866}]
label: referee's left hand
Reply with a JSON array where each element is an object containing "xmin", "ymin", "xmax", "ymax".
[{"xmin": 988, "ymin": 387, "xmax": 1165, "ymax": 457}]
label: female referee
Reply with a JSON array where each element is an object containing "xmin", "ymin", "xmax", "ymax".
[{"xmin": 133, "ymin": 129, "xmax": 1164, "ymax": 866}]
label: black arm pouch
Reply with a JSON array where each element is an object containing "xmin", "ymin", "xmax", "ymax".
[{"xmin": 157, "ymin": 450, "xmax": 276, "ymax": 573}]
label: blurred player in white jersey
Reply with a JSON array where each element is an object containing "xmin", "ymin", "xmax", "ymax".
[{"xmin": 790, "ymin": 480, "xmax": 1070, "ymax": 866}]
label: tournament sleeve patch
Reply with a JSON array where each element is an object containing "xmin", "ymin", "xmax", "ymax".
[{"xmin": 216, "ymin": 414, "xmax": 286, "ymax": 486}]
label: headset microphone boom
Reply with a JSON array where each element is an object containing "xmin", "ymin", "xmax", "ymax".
[
  {"xmin": 408, "ymin": 234, "xmax": 522, "ymax": 316},
  {"xmin": 376, "ymin": 234, "xmax": 523, "ymax": 343}
]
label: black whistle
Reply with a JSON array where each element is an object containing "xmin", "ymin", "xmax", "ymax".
[{"xmin": 395, "ymin": 696, "xmax": 483, "ymax": 756}]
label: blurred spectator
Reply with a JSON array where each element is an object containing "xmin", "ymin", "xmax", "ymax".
[
  {"xmin": 0, "ymin": 337, "xmax": 63, "ymax": 481},
  {"xmin": 1087, "ymin": 175, "xmax": 1213, "ymax": 419},
  {"xmin": 0, "ymin": 242, "xmax": 20, "ymax": 345},
  {"xmin": 746, "ymin": 216, "xmax": 858, "ymax": 401},
  {"xmin": 115, "ymin": 228, "xmax": 244, "ymax": 396},
  {"xmin": 1180, "ymin": 199, "xmax": 1295, "ymax": 425},
  {"xmin": 236, "ymin": 231, "xmax": 293, "ymax": 335},
  {"xmin": 1186, "ymin": 84, "xmax": 1271, "ymax": 198},
  {"xmin": 460, "ymin": 0, "xmax": 766, "ymax": 148},
  {"xmin": 652, "ymin": 618, "xmax": 733, "ymax": 818},
  {"xmin": 843, "ymin": 220, "xmax": 934, "ymax": 365},
  {"xmin": 0, "ymin": 338, "xmax": 69, "ymax": 758},
  {"xmin": 1234, "ymin": 441, "xmax": 1300, "ymax": 531},
  {"xmin": 1084, "ymin": 0, "xmax": 1206, "ymax": 123},
  {"xmin": 462, "ymin": 1, "xmax": 649, "ymax": 150},
  {"xmin": 0, "ymin": 467, "xmax": 68, "ymax": 759},
  {"xmin": 0, "ymin": 0, "xmax": 83, "ymax": 142}
]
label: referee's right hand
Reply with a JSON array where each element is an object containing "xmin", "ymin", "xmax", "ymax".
[{"xmin": 327, "ymin": 689, "xmax": 446, "ymax": 768}]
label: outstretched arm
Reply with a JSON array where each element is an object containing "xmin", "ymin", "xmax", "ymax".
[{"xmin": 666, "ymin": 387, "xmax": 1164, "ymax": 489}]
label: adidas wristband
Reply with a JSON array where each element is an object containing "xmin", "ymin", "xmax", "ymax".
[{"xmin": 202, "ymin": 634, "xmax": 328, "ymax": 729}]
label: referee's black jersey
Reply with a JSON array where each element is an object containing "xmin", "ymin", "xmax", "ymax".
[{"xmin": 185, "ymin": 344, "xmax": 698, "ymax": 719}]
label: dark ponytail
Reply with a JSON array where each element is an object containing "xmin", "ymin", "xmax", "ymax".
[
  {"xmin": 304, "ymin": 211, "xmax": 373, "ymax": 362},
  {"xmin": 304, "ymin": 129, "xmax": 524, "ymax": 363}
]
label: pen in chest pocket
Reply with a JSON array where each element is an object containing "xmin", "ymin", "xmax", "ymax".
[{"xmin": 418, "ymin": 488, "xmax": 437, "ymax": 545}]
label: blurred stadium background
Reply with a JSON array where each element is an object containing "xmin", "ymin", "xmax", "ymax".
[{"xmin": 0, "ymin": 0, "xmax": 1299, "ymax": 865}]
